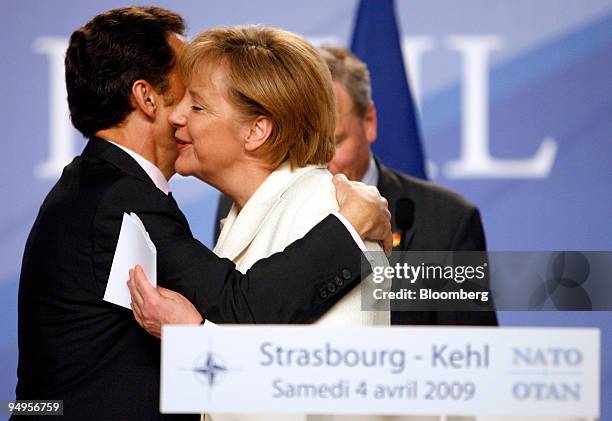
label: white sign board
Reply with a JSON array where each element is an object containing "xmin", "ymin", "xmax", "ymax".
[{"xmin": 161, "ymin": 326, "xmax": 599, "ymax": 417}]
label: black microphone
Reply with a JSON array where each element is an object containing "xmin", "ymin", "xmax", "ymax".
[{"xmin": 395, "ymin": 198, "xmax": 415, "ymax": 250}]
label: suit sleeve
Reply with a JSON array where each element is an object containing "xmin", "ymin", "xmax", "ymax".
[{"xmin": 93, "ymin": 178, "xmax": 367, "ymax": 324}]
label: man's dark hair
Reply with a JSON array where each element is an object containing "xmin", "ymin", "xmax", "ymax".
[{"xmin": 65, "ymin": 7, "xmax": 185, "ymax": 137}]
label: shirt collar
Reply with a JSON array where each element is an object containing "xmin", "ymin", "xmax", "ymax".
[
  {"xmin": 106, "ymin": 140, "xmax": 170, "ymax": 195},
  {"xmin": 360, "ymin": 154, "xmax": 379, "ymax": 187}
]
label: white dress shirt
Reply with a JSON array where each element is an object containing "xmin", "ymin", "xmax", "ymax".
[
  {"xmin": 106, "ymin": 140, "xmax": 170, "ymax": 195},
  {"xmin": 361, "ymin": 154, "xmax": 379, "ymax": 187}
]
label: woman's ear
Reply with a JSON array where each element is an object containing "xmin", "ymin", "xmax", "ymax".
[
  {"xmin": 244, "ymin": 115, "xmax": 273, "ymax": 152},
  {"xmin": 131, "ymin": 79, "xmax": 157, "ymax": 119}
]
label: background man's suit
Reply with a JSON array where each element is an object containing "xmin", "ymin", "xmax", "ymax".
[
  {"xmin": 16, "ymin": 137, "xmax": 365, "ymax": 420},
  {"xmin": 374, "ymin": 158, "xmax": 497, "ymax": 326},
  {"xmin": 216, "ymin": 157, "xmax": 497, "ymax": 327}
]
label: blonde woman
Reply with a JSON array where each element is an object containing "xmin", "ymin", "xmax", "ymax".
[{"xmin": 169, "ymin": 25, "xmax": 389, "ymax": 420}]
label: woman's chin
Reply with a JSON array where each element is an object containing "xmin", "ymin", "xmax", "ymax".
[{"xmin": 174, "ymin": 162, "xmax": 193, "ymax": 178}]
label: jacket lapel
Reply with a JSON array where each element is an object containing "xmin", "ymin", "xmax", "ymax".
[
  {"xmin": 214, "ymin": 163, "xmax": 324, "ymax": 261},
  {"xmin": 81, "ymin": 136, "xmax": 193, "ymax": 232},
  {"xmin": 82, "ymin": 136, "xmax": 158, "ymax": 191}
]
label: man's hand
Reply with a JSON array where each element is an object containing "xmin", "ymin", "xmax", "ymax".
[
  {"xmin": 127, "ymin": 265, "xmax": 203, "ymax": 338},
  {"xmin": 333, "ymin": 173, "xmax": 392, "ymax": 254}
]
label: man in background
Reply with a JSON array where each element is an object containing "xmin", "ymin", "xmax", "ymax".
[{"xmin": 216, "ymin": 45, "xmax": 497, "ymax": 327}]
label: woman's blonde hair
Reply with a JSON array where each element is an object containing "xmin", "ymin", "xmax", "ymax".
[{"xmin": 180, "ymin": 25, "xmax": 336, "ymax": 168}]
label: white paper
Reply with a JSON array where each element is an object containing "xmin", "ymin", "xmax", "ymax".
[{"xmin": 104, "ymin": 212, "xmax": 157, "ymax": 308}]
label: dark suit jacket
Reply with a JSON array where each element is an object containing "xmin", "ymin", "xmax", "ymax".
[
  {"xmin": 375, "ymin": 158, "xmax": 497, "ymax": 326},
  {"xmin": 16, "ymin": 137, "xmax": 365, "ymax": 420},
  {"xmin": 215, "ymin": 157, "xmax": 497, "ymax": 327}
]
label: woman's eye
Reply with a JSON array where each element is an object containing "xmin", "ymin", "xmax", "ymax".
[{"xmin": 191, "ymin": 104, "xmax": 204, "ymax": 112}]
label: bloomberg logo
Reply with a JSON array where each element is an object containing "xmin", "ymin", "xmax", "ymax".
[{"xmin": 511, "ymin": 347, "xmax": 583, "ymax": 402}]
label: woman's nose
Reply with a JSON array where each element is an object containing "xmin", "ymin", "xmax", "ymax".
[{"xmin": 169, "ymin": 97, "xmax": 188, "ymax": 127}]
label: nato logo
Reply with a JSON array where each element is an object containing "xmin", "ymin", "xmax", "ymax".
[{"xmin": 192, "ymin": 352, "xmax": 229, "ymax": 388}]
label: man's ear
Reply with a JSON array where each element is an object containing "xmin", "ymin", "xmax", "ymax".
[
  {"xmin": 244, "ymin": 115, "xmax": 273, "ymax": 152},
  {"xmin": 131, "ymin": 79, "xmax": 157, "ymax": 119},
  {"xmin": 364, "ymin": 102, "xmax": 378, "ymax": 144}
]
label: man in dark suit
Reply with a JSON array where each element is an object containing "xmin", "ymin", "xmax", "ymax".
[
  {"xmin": 15, "ymin": 9, "xmax": 391, "ymax": 420},
  {"xmin": 216, "ymin": 46, "xmax": 497, "ymax": 326},
  {"xmin": 322, "ymin": 45, "xmax": 496, "ymax": 326}
]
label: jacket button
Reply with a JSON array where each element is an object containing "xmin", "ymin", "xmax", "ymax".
[
  {"xmin": 319, "ymin": 290, "xmax": 328, "ymax": 299},
  {"xmin": 334, "ymin": 276, "xmax": 344, "ymax": 287},
  {"xmin": 341, "ymin": 268, "xmax": 352, "ymax": 280},
  {"xmin": 327, "ymin": 283, "xmax": 337, "ymax": 294}
]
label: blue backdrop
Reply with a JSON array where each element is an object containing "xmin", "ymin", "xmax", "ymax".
[{"xmin": 2, "ymin": 0, "xmax": 611, "ymax": 418}]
